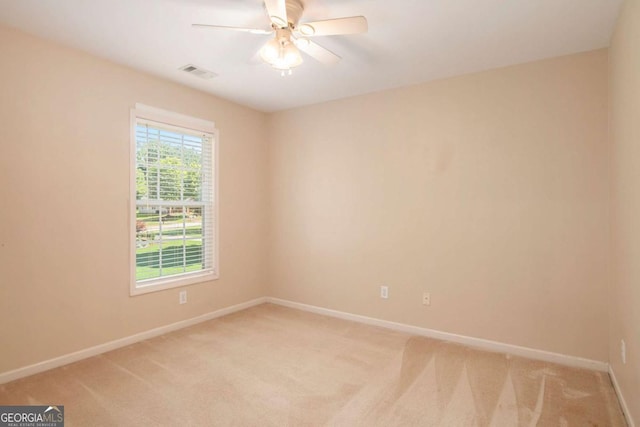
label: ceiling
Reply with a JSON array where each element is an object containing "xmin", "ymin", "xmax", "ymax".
[{"xmin": 0, "ymin": 0, "xmax": 623, "ymax": 112}]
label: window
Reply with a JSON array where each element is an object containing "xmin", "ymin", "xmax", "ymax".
[{"xmin": 131, "ymin": 105, "xmax": 218, "ymax": 295}]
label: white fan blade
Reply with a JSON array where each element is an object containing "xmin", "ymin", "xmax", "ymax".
[
  {"xmin": 264, "ymin": 0, "xmax": 288, "ymax": 28},
  {"xmin": 192, "ymin": 24, "xmax": 272, "ymax": 35},
  {"xmin": 295, "ymin": 39, "xmax": 341, "ymax": 65},
  {"xmin": 297, "ymin": 16, "xmax": 367, "ymax": 36}
]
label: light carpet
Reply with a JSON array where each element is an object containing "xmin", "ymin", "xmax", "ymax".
[{"xmin": 0, "ymin": 303, "xmax": 626, "ymax": 426}]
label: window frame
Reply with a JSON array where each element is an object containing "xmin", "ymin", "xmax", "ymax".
[{"xmin": 130, "ymin": 104, "xmax": 219, "ymax": 296}]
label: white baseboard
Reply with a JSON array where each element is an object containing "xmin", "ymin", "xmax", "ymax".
[
  {"xmin": 267, "ymin": 297, "xmax": 610, "ymax": 372},
  {"xmin": 609, "ymin": 365, "xmax": 636, "ymax": 427},
  {"xmin": 0, "ymin": 295, "xmax": 614, "ymax": 388},
  {"xmin": 0, "ymin": 297, "xmax": 268, "ymax": 385}
]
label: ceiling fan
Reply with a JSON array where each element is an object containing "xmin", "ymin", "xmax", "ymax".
[{"xmin": 193, "ymin": 0, "xmax": 368, "ymax": 76}]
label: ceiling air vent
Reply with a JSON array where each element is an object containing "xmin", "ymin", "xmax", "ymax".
[{"xmin": 179, "ymin": 64, "xmax": 217, "ymax": 79}]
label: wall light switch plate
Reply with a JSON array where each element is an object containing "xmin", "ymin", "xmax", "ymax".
[{"xmin": 179, "ymin": 290, "xmax": 187, "ymax": 304}]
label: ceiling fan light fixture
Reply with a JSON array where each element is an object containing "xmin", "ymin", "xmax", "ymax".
[
  {"xmin": 260, "ymin": 38, "xmax": 281, "ymax": 63},
  {"xmin": 260, "ymin": 29, "xmax": 303, "ymax": 75},
  {"xmin": 196, "ymin": 0, "xmax": 366, "ymax": 74},
  {"xmin": 269, "ymin": 42, "xmax": 303, "ymax": 70},
  {"xmin": 284, "ymin": 43, "xmax": 303, "ymax": 65}
]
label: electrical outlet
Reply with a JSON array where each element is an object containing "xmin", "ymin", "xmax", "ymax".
[
  {"xmin": 380, "ymin": 285, "xmax": 388, "ymax": 299},
  {"xmin": 621, "ymin": 339, "xmax": 626, "ymax": 364},
  {"xmin": 179, "ymin": 290, "xmax": 187, "ymax": 305},
  {"xmin": 422, "ymin": 292, "xmax": 431, "ymax": 306}
]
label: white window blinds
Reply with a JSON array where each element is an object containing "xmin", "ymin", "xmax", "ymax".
[{"xmin": 133, "ymin": 117, "xmax": 216, "ymax": 290}]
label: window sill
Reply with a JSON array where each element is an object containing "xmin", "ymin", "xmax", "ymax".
[{"xmin": 130, "ymin": 270, "xmax": 218, "ymax": 296}]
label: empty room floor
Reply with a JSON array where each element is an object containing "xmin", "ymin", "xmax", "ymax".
[{"xmin": 0, "ymin": 304, "xmax": 626, "ymax": 426}]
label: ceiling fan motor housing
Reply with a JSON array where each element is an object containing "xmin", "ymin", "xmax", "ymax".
[{"xmin": 285, "ymin": 0, "xmax": 304, "ymax": 27}]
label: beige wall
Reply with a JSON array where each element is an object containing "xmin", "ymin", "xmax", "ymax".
[
  {"xmin": 268, "ymin": 50, "xmax": 610, "ymax": 362},
  {"xmin": 0, "ymin": 25, "xmax": 269, "ymax": 373},
  {"xmin": 0, "ymin": 19, "xmax": 620, "ymax": 389},
  {"xmin": 610, "ymin": 0, "xmax": 640, "ymax": 422}
]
